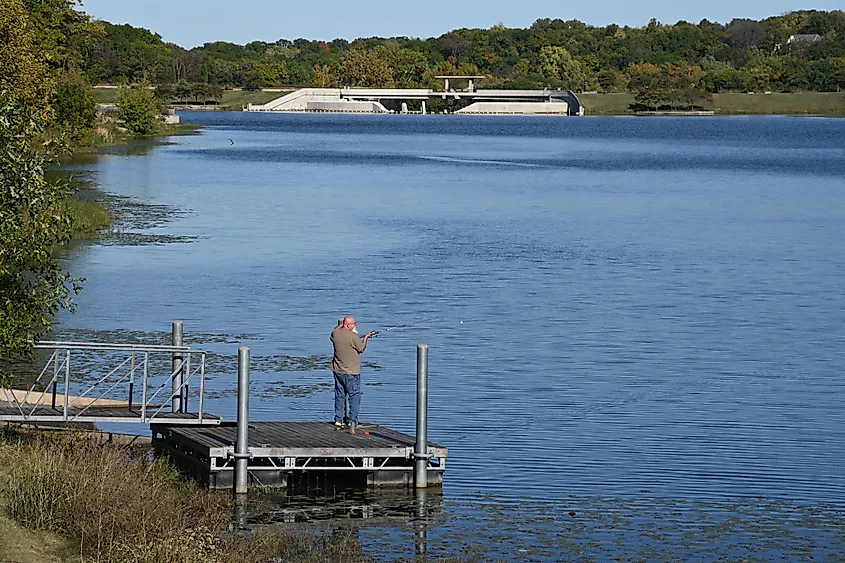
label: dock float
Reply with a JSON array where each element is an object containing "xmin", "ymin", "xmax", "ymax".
[{"xmin": 151, "ymin": 421, "xmax": 447, "ymax": 489}]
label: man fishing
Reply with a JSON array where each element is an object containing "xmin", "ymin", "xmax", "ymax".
[{"xmin": 330, "ymin": 316, "xmax": 375, "ymax": 434}]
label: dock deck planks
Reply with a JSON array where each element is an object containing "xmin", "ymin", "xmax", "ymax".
[
  {"xmin": 158, "ymin": 422, "xmax": 447, "ymax": 458},
  {"xmin": 152, "ymin": 421, "xmax": 448, "ymax": 489}
]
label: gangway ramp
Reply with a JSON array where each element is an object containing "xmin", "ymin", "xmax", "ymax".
[{"xmin": 1, "ymin": 341, "xmax": 219, "ymax": 426}]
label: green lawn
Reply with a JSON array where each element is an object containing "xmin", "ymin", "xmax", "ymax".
[
  {"xmin": 92, "ymin": 87, "xmax": 289, "ymax": 109},
  {"xmin": 218, "ymin": 89, "xmax": 290, "ymax": 109},
  {"xmin": 579, "ymin": 91, "xmax": 845, "ymax": 116}
]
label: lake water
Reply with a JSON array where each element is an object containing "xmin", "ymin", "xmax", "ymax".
[{"xmin": 58, "ymin": 113, "xmax": 845, "ymax": 560}]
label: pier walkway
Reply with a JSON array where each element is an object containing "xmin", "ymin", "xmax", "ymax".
[{"xmin": 1, "ymin": 335, "xmax": 216, "ymax": 426}]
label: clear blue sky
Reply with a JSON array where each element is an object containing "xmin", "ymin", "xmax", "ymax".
[{"xmin": 79, "ymin": 1, "xmax": 842, "ymax": 48}]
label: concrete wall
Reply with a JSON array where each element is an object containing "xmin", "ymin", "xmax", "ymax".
[
  {"xmin": 246, "ymin": 89, "xmax": 391, "ymax": 113},
  {"xmin": 248, "ymin": 88, "xmax": 342, "ymax": 111},
  {"xmin": 306, "ymin": 100, "xmax": 390, "ymax": 113},
  {"xmin": 456, "ymin": 101, "xmax": 570, "ymax": 115},
  {"xmin": 247, "ymin": 88, "xmax": 581, "ymax": 115}
]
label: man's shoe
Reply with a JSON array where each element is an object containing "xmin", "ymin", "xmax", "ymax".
[{"xmin": 334, "ymin": 421, "xmax": 344, "ymax": 429}]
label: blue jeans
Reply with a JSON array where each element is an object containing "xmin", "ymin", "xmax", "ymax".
[{"xmin": 334, "ymin": 372, "xmax": 361, "ymax": 424}]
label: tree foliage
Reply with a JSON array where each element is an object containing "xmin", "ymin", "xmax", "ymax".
[
  {"xmin": 337, "ymin": 49, "xmax": 394, "ymax": 87},
  {"xmin": 537, "ymin": 46, "xmax": 585, "ymax": 89},
  {"xmin": 0, "ymin": 0, "xmax": 53, "ymax": 105},
  {"xmin": 57, "ymin": 8, "xmax": 845, "ymax": 94},
  {"xmin": 1, "ymin": 0, "xmax": 84, "ymax": 360},
  {"xmin": 0, "ymin": 93, "xmax": 81, "ymax": 358},
  {"xmin": 53, "ymin": 74, "xmax": 98, "ymax": 139},
  {"xmin": 22, "ymin": 0, "xmax": 105, "ymax": 74},
  {"xmin": 117, "ymin": 83, "xmax": 160, "ymax": 135}
]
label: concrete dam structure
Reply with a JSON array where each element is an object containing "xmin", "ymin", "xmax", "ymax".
[{"xmin": 245, "ymin": 77, "xmax": 584, "ymax": 116}]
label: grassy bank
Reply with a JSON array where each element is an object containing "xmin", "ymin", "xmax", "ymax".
[
  {"xmin": 580, "ymin": 91, "xmax": 845, "ymax": 116},
  {"xmin": 0, "ymin": 428, "xmax": 383, "ymax": 563},
  {"xmin": 62, "ymin": 195, "xmax": 112, "ymax": 239},
  {"xmin": 93, "ymin": 88, "xmax": 287, "ymax": 111}
]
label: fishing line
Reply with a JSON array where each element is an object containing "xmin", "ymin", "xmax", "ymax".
[{"xmin": 368, "ymin": 316, "xmax": 440, "ymax": 337}]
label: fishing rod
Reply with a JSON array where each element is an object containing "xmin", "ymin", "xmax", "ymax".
[{"xmin": 368, "ymin": 317, "xmax": 439, "ymax": 337}]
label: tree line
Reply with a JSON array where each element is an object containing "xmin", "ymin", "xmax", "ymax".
[{"xmin": 84, "ymin": 10, "xmax": 845, "ymax": 99}]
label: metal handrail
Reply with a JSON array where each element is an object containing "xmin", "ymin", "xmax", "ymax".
[
  {"xmin": 2, "ymin": 340, "xmax": 211, "ymax": 424},
  {"xmin": 36, "ymin": 341, "xmax": 196, "ymax": 352}
]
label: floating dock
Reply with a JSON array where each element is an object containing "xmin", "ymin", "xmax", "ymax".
[
  {"xmin": 19, "ymin": 331, "xmax": 448, "ymax": 491},
  {"xmin": 152, "ymin": 422, "xmax": 447, "ymax": 489}
]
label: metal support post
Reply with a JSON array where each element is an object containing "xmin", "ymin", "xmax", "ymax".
[
  {"xmin": 63, "ymin": 349, "xmax": 70, "ymax": 420},
  {"xmin": 171, "ymin": 320, "xmax": 183, "ymax": 413},
  {"xmin": 414, "ymin": 344, "xmax": 429, "ymax": 488},
  {"xmin": 128, "ymin": 351, "xmax": 135, "ymax": 411},
  {"xmin": 234, "ymin": 346, "xmax": 250, "ymax": 494},
  {"xmin": 183, "ymin": 353, "xmax": 191, "ymax": 412},
  {"xmin": 198, "ymin": 353, "xmax": 205, "ymax": 424},
  {"xmin": 51, "ymin": 351, "xmax": 58, "ymax": 410},
  {"xmin": 141, "ymin": 352, "xmax": 149, "ymax": 421}
]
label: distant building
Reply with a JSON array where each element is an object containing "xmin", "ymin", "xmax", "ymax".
[
  {"xmin": 775, "ymin": 34, "xmax": 822, "ymax": 53},
  {"xmin": 787, "ymin": 34, "xmax": 822, "ymax": 44}
]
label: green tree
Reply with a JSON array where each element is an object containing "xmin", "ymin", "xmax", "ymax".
[
  {"xmin": 52, "ymin": 74, "xmax": 97, "ymax": 140},
  {"xmin": 1, "ymin": 1, "xmax": 81, "ymax": 359},
  {"xmin": 22, "ymin": 0, "xmax": 105, "ymax": 74},
  {"xmin": 314, "ymin": 64, "xmax": 337, "ymax": 87},
  {"xmin": 117, "ymin": 83, "xmax": 160, "ymax": 135},
  {"xmin": 626, "ymin": 63, "xmax": 668, "ymax": 92},
  {"xmin": 1, "ymin": 93, "xmax": 81, "ymax": 358},
  {"xmin": 809, "ymin": 57, "xmax": 845, "ymax": 90},
  {"xmin": 671, "ymin": 88, "xmax": 713, "ymax": 109},
  {"xmin": 337, "ymin": 49, "xmax": 394, "ymax": 87},
  {"xmin": 0, "ymin": 0, "xmax": 53, "ymax": 105},
  {"xmin": 634, "ymin": 88, "xmax": 669, "ymax": 110},
  {"xmin": 372, "ymin": 45, "xmax": 429, "ymax": 87},
  {"xmin": 94, "ymin": 22, "xmax": 170, "ymax": 83},
  {"xmin": 253, "ymin": 62, "xmax": 290, "ymax": 86},
  {"xmin": 537, "ymin": 45, "xmax": 585, "ymax": 89},
  {"xmin": 596, "ymin": 68, "xmax": 628, "ymax": 92},
  {"xmin": 700, "ymin": 61, "xmax": 741, "ymax": 92}
]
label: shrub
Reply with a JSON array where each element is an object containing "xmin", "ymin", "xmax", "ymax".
[
  {"xmin": 53, "ymin": 75, "xmax": 98, "ymax": 140},
  {"xmin": 117, "ymin": 83, "xmax": 160, "ymax": 135}
]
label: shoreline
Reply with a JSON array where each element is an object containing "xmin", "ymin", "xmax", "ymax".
[{"xmin": 93, "ymin": 89, "xmax": 845, "ymax": 117}]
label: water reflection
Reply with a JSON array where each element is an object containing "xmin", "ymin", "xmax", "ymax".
[
  {"xmin": 237, "ymin": 486, "xmax": 443, "ymax": 560},
  {"xmin": 413, "ymin": 488, "xmax": 430, "ymax": 559},
  {"xmin": 247, "ymin": 486, "xmax": 445, "ymax": 526}
]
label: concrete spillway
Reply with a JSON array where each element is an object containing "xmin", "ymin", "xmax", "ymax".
[{"xmin": 245, "ymin": 87, "xmax": 584, "ymax": 116}]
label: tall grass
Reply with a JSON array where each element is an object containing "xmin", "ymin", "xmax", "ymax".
[
  {"xmin": 0, "ymin": 429, "xmax": 372, "ymax": 563},
  {"xmin": 60, "ymin": 197, "xmax": 112, "ymax": 239}
]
